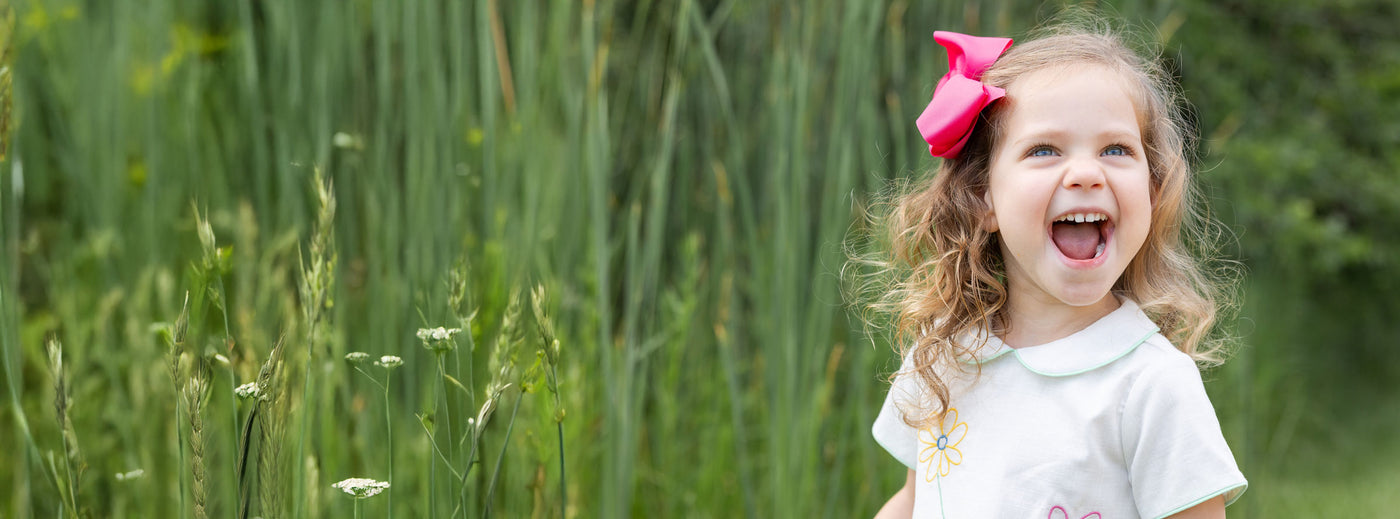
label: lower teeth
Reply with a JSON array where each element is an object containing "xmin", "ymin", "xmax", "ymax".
[{"xmin": 1095, "ymin": 242, "xmax": 1105, "ymax": 257}]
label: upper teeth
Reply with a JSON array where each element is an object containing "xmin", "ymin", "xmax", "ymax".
[{"xmin": 1056, "ymin": 212, "xmax": 1107, "ymax": 223}]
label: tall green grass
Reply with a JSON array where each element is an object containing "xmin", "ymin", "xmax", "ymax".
[{"xmin": 3, "ymin": 0, "xmax": 1400, "ymax": 517}]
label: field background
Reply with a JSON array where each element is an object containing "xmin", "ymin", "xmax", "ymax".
[{"xmin": 3, "ymin": 0, "xmax": 1399, "ymax": 517}]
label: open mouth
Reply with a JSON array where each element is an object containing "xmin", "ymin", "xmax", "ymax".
[{"xmin": 1050, "ymin": 212, "xmax": 1111, "ymax": 261}]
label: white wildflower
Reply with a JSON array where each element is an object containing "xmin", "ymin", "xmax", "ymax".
[
  {"xmin": 332, "ymin": 477, "xmax": 390, "ymax": 498},
  {"xmin": 234, "ymin": 382, "xmax": 261, "ymax": 400},
  {"xmin": 115, "ymin": 469, "xmax": 145, "ymax": 481},
  {"xmin": 416, "ymin": 327, "xmax": 462, "ymax": 352},
  {"xmin": 345, "ymin": 351, "xmax": 371, "ymax": 363},
  {"xmin": 376, "ymin": 355, "xmax": 403, "ymax": 369}
]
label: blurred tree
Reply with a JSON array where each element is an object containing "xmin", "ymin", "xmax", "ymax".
[{"xmin": 1173, "ymin": 0, "xmax": 1400, "ymax": 472}]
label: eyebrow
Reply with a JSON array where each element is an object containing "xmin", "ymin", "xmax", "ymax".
[{"xmin": 1007, "ymin": 126, "xmax": 1142, "ymax": 147}]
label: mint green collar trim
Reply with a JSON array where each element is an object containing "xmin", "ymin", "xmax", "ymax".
[
  {"xmin": 1013, "ymin": 328, "xmax": 1156, "ymax": 377},
  {"xmin": 958, "ymin": 298, "xmax": 1163, "ymax": 377}
]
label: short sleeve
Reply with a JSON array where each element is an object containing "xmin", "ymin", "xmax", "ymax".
[
  {"xmin": 872, "ymin": 362, "xmax": 921, "ymax": 470},
  {"xmin": 1121, "ymin": 352, "xmax": 1247, "ymax": 518}
]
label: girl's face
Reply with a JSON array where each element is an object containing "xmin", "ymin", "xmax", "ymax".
[{"xmin": 982, "ymin": 64, "xmax": 1152, "ymax": 316}]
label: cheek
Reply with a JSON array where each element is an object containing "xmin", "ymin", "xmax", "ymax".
[{"xmin": 1118, "ymin": 176, "xmax": 1155, "ymax": 248}]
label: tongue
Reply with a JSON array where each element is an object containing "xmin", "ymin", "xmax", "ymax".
[{"xmin": 1051, "ymin": 222, "xmax": 1101, "ymax": 260}]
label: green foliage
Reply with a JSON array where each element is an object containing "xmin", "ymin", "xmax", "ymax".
[
  {"xmin": 1, "ymin": 0, "xmax": 1398, "ymax": 517},
  {"xmin": 1168, "ymin": 5, "xmax": 1400, "ymax": 514}
]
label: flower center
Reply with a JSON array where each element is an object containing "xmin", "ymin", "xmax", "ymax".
[{"xmin": 937, "ymin": 434, "xmax": 948, "ymax": 450}]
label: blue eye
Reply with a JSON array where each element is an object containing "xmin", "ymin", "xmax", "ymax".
[
  {"xmin": 1029, "ymin": 146, "xmax": 1056, "ymax": 157},
  {"xmin": 1103, "ymin": 145, "xmax": 1130, "ymax": 157}
]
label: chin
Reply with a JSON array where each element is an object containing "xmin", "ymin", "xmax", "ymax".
[{"xmin": 1052, "ymin": 284, "xmax": 1117, "ymax": 307}]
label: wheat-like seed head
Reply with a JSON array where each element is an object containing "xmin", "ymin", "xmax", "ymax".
[
  {"xmin": 184, "ymin": 377, "xmax": 209, "ymax": 519},
  {"xmin": 45, "ymin": 336, "xmax": 86, "ymax": 513},
  {"xmin": 530, "ymin": 284, "xmax": 558, "ymax": 365}
]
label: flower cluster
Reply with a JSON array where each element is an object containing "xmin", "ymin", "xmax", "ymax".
[
  {"xmin": 233, "ymin": 382, "xmax": 261, "ymax": 400},
  {"xmin": 332, "ymin": 477, "xmax": 390, "ymax": 499},
  {"xmin": 376, "ymin": 355, "xmax": 403, "ymax": 369},
  {"xmin": 345, "ymin": 351, "xmax": 371, "ymax": 363},
  {"xmin": 416, "ymin": 326, "xmax": 462, "ymax": 352}
]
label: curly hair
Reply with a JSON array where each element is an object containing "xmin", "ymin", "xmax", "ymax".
[{"xmin": 850, "ymin": 19, "xmax": 1239, "ymax": 430}]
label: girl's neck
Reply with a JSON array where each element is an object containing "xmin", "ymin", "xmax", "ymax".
[{"xmin": 999, "ymin": 292, "xmax": 1121, "ymax": 349}]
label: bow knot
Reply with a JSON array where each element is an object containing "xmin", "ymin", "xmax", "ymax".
[{"xmin": 916, "ymin": 31, "xmax": 1013, "ymax": 159}]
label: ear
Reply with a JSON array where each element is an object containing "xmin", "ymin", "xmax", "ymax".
[{"xmin": 981, "ymin": 190, "xmax": 999, "ymax": 233}]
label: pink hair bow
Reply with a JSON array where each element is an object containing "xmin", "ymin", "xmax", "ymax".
[{"xmin": 916, "ymin": 31, "xmax": 1013, "ymax": 159}]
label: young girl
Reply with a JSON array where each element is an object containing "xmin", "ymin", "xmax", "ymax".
[{"xmin": 869, "ymin": 23, "xmax": 1247, "ymax": 519}]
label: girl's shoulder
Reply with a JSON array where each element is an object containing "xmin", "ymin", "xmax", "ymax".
[
  {"xmin": 1126, "ymin": 332, "xmax": 1195, "ymax": 366},
  {"xmin": 1109, "ymin": 331, "xmax": 1216, "ymax": 412},
  {"xmin": 1120, "ymin": 331, "xmax": 1201, "ymax": 376},
  {"xmin": 1088, "ymin": 299, "xmax": 1205, "ymax": 380}
]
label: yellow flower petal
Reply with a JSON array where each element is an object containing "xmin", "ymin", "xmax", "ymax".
[
  {"xmin": 944, "ymin": 445, "xmax": 963, "ymax": 466},
  {"xmin": 946, "ymin": 421, "xmax": 968, "ymax": 448}
]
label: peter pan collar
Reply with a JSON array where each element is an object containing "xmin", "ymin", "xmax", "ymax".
[{"xmin": 961, "ymin": 298, "xmax": 1161, "ymax": 377}]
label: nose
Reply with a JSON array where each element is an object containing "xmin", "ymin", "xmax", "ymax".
[{"xmin": 1061, "ymin": 158, "xmax": 1106, "ymax": 190}]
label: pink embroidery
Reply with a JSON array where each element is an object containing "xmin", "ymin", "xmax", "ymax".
[{"xmin": 1048, "ymin": 505, "xmax": 1102, "ymax": 519}]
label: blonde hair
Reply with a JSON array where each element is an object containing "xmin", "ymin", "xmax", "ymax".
[{"xmin": 850, "ymin": 19, "xmax": 1239, "ymax": 429}]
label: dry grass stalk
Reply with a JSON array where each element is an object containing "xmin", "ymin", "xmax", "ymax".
[
  {"xmin": 184, "ymin": 376, "xmax": 210, "ymax": 519},
  {"xmin": 164, "ymin": 291, "xmax": 191, "ymax": 518},
  {"xmin": 531, "ymin": 284, "xmax": 567, "ymax": 517},
  {"xmin": 294, "ymin": 166, "xmax": 337, "ymax": 518},
  {"xmin": 167, "ymin": 292, "xmax": 190, "ymax": 388},
  {"xmin": 257, "ymin": 336, "xmax": 289, "ymax": 519},
  {"xmin": 299, "ymin": 167, "xmax": 337, "ymax": 339},
  {"xmin": 45, "ymin": 336, "xmax": 84, "ymax": 518},
  {"xmin": 479, "ymin": 291, "xmax": 528, "ymax": 517}
]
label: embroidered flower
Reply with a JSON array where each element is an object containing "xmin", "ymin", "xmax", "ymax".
[
  {"xmin": 1048, "ymin": 505, "xmax": 1101, "ymax": 519},
  {"xmin": 918, "ymin": 407, "xmax": 968, "ymax": 481}
]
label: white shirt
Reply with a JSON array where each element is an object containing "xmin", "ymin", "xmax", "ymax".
[{"xmin": 872, "ymin": 299, "xmax": 1247, "ymax": 518}]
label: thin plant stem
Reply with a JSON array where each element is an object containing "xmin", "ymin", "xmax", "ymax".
[
  {"xmin": 451, "ymin": 347, "xmax": 462, "ymax": 519},
  {"xmin": 454, "ymin": 409, "xmax": 483, "ymax": 519},
  {"xmin": 226, "ymin": 368, "xmax": 239, "ymax": 514},
  {"xmin": 549, "ymin": 364, "xmax": 566, "ymax": 519},
  {"xmin": 435, "ymin": 353, "xmax": 457, "ymax": 515},
  {"xmin": 350, "ymin": 363, "xmax": 395, "ymax": 517},
  {"xmin": 430, "ymin": 428, "xmax": 437, "ymax": 518},
  {"xmin": 556, "ymin": 421, "xmax": 566, "ymax": 519},
  {"xmin": 174, "ymin": 381, "xmax": 187, "ymax": 517},
  {"xmin": 294, "ymin": 333, "xmax": 315, "ymax": 519},
  {"xmin": 214, "ymin": 277, "xmax": 239, "ymax": 513},
  {"xmin": 482, "ymin": 390, "xmax": 523, "ymax": 518},
  {"xmin": 415, "ymin": 417, "xmax": 463, "ymax": 480},
  {"xmin": 352, "ymin": 365, "xmax": 387, "ymax": 393},
  {"xmin": 437, "ymin": 355, "xmax": 455, "ymax": 459},
  {"xmin": 385, "ymin": 369, "xmax": 394, "ymax": 519}
]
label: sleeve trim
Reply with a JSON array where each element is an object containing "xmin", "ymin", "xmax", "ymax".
[{"xmin": 1150, "ymin": 480, "xmax": 1248, "ymax": 519}]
